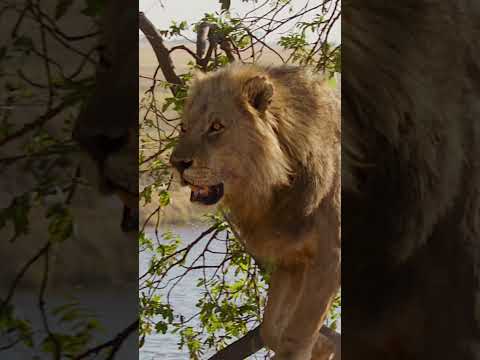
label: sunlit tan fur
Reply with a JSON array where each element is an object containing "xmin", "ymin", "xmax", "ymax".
[{"xmin": 171, "ymin": 63, "xmax": 341, "ymax": 360}]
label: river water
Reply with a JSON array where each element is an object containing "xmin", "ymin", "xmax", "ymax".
[
  {"xmin": 140, "ymin": 225, "xmax": 341, "ymax": 360},
  {"xmin": 140, "ymin": 224, "xmax": 269, "ymax": 360}
]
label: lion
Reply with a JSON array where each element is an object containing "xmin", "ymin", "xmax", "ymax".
[{"xmin": 170, "ymin": 63, "xmax": 341, "ymax": 360}]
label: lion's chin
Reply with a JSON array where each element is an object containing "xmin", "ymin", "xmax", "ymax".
[{"xmin": 189, "ymin": 183, "xmax": 224, "ymax": 205}]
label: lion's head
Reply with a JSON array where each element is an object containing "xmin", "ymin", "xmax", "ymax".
[{"xmin": 170, "ymin": 64, "xmax": 293, "ymax": 214}]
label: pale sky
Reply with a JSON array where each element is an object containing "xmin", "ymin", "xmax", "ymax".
[{"xmin": 139, "ymin": 0, "xmax": 341, "ymax": 44}]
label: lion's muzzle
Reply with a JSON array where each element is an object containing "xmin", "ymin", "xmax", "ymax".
[
  {"xmin": 170, "ymin": 156, "xmax": 225, "ymax": 205},
  {"xmin": 188, "ymin": 182, "xmax": 224, "ymax": 205}
]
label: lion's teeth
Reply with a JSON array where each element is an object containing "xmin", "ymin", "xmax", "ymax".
[{"xmin": 189, "ymin": 185, "xmax": 209, "ymax": 196}]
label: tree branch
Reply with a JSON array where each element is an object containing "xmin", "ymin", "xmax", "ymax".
[
  {"xmin": 196, "ymin": 21, "xmax": 211, "ymax": 59},
  {"xmin": 0, "ymin": 98, "xmax": 78, "ymax": 147},
  {"xmin": 169, "ymin": 45, "xmax": 199, "ymax": 61},
  {"xmin": 138, "ymin": 12, "xmax": 183, "ymax": 95},
  {"xmin": 207, "ymin": 325, "xmax": 263, "ymax": 360},
  {"xmin": 220, "ymin": 39, "xmax": 236, "ymax": 63},
  {"xmin": 207, "ymin": 324, "xmax": 341, "ymax": 360},
  {"xmin": 72, "ymin": 319, "xmax": 138, "ymax": 360}
]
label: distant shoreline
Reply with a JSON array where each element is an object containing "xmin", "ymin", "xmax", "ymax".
[{"xmin": 140, "ymin": 188, "xmax": 216, "ymax": 227}]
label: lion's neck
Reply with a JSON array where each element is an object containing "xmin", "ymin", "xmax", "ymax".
[
  {"xmin": 226, "ymin": 164, "xmax": 340, "ymax": 261},
  {"xmin": 227, "ymin": 178, "xmax": 319, "ymax": 236},
  {"xmin": 225, "ymin": 189, "xmax": 275, "ymax": 232}
]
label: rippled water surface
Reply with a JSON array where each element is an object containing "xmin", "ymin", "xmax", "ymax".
[
  {"xmin": 140, "ymin": 225, "xmax": 226, "ymax": 360},
  {"xmin": 140, "ymin": 225, "xmax": 271, "ymax": 360},
  {"xmin": 140, "ymin": 225, "xmax": 340, "ymax": 360}
]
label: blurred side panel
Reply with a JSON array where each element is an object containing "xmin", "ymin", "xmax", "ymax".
[
  {"xmin": 342, "ymin": 1, "xmax": 480, "ymax": 359},
  {"xmin": 0, "ymin": 1, "xmax": 138, "ymax": 358}
]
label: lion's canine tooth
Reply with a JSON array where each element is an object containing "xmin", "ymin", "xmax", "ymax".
[{"xmin": 189, "ymin": 184, "xmax": 210, "ymax": 196}]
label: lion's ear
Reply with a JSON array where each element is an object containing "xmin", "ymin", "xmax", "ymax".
[{"xmin": 243, "ymin": 76, "xmax": 274, "ymax": 112}]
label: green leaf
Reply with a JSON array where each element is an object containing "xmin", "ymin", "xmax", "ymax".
[
  {"xmin": 41, "ymin": 334, "xmax": 57, "ymax": 353},
  {"xmin": 13, "ymin": 36, "xmax": 33, "ymax": 51},
  {"xmin": 158, "ymin": 190, "xmax": 170, "ymax": 207},
  {"xmin": 55, "ymin": 0, "xmax": 75, "ymax": 20},
  {"xmin": 0, "ymin": 46, "xmax": 7, "ymax": 61},
  {"xmin": 81, "ymin": 0, "xmax": 105, "ymax": 17},
  {"xmin": 47, "ymin": 205, "xmax": 73, "ymax": 243},
  {"xmin": 155, "ymin": 321, "xmax": 168, "ymax": 334},
  {"xmin": 0, "ymin": 193, "xmax": 31, "ymax": 241}
]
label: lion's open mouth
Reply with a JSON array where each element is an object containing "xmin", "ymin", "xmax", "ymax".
[{"xmin": 189, "ymin": 183, "xmax": 224, "ymax": 205}]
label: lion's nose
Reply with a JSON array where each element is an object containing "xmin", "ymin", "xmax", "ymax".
[{"xmin": 170, "ymin": 156, "xmax": 193, "ymax": 173}]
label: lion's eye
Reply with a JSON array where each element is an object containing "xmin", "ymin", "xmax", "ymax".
[{"xmin": 209, "ymin": 120, "xmax": 224, "ymax": 134}]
